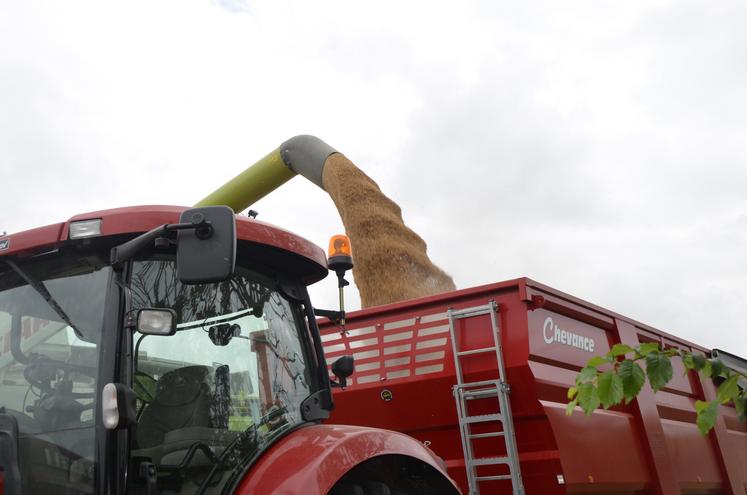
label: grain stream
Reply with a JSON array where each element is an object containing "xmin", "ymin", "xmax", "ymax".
[{"xmin": 322, "ymin": 153, "xmax": 456, "ymax": 308}]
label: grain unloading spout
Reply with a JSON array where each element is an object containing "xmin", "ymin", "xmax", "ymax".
[
  {"xmin": 196, "ymin": 135, "xmax": 336, "ymax": 211},
  {"xmin": 196, "ymin": 135, "xmax": 456, "ymax": 307}
]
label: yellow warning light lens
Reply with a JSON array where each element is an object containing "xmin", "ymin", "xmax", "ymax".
[{"xmin": 328, "ymin": 234, "xmax": 352, "ymax": 258}]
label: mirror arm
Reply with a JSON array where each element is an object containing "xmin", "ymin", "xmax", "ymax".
[
  {"xmin": 313, "ymin": 308, "xmax": 346, "ymax": 325},
  {"xmin": 329, "ymin": 378, "xmax": 347, "ymax": 389},
  {"xmin": 110, "ymin": 220, "xmax": 212, "ymax": 269}
]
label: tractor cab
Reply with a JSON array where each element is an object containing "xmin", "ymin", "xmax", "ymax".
[{"xmin": 0, "ymin": 205, "xmax": 345, "ymax": 494}]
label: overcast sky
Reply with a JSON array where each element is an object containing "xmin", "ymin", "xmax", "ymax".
[{"xmin": 1, "ymin": 1, "xmax": 746, "ymax": 355}]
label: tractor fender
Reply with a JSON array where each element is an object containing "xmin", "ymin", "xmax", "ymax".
[{"xmin": 234, "ymin": 424, "xmax": 458, "ymax": 494}]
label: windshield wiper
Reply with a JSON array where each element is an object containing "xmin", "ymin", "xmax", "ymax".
[{"xmin": 5, "ymin": 259, "xmax": 83, "ymax": 338}]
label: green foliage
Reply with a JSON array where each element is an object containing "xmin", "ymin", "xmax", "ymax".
[
  {"xmin": 578, "ymin": 366, "xmax": 598, "ymax": 383},
  {"xmin": 691, "ymin": 353, "xmax": 707, "ymax": 371},
  {"xmin": 618, "ymin": 359, "xmax": 645, "ymax": 404},
  {"xmin": 645, "ymin": 352, "xmax": 673, "ymax": 391},
  {"xmin": 567, "ymin": 387, "xmax": 578, "ymax": 400},
  {"xmin": 567, "ymin": 342, "xmax": 747, "ymax": 435},
  {"xmin": 695, "ymin": 400, "xmax": 719, "ymax": 435},
  {"xmin": 577, "ymin": 382, "xmax": 600, "ymax": 415},
  {"xmin": 710, "ymin": 359, "xmax": 726, "ymax": 378},
  {"xmin": 586, "ymin": 356, "xmax": 609, "ymax": 368},
  {"xmin": 597, "ymin": 370, "xmax": 624, "ymax": 409},
  {"xmin": 638, "ymin": 342, "xmax": 660, "ymax": 356},
  {"xmin": 735, "ymin": 396, "xmax": 747, "ymax": 421},
  {"xmin": 717, "ymin": 375, "xmax": 740, "ymax": 404},
  {"xmin": 609, "ymin": 343, "xmax": 634, "ymax": 357}
]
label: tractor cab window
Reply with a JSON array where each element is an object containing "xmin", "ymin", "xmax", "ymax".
[
  {"xmin": 128, "ymin": 258, "xmax": 313, "ymax": 494},
  {"xmin": 0, "ymin": 253, "xmax": 110, "ymax": 495}
]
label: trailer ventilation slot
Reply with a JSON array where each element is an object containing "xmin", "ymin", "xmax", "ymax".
[
  {"xmin": 320, "ymin": 311, "xmax": 451, "ymax": 386},
  {"xmin": 383, "ymin": 331, "xmax": 413, "ymax": 343}
]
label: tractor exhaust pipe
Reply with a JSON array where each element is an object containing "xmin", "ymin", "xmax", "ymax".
[{"xmin": 197, "ymin": 135, "xmax": 456, "ymax": 308}]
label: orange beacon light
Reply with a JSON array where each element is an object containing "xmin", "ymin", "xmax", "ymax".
[
  {"xmin": 328, "ymin": 235, "xmax": 353, "ymax": 272},
  {"xmin": 327, "ymin": 234, "xmax": 353, "ymax": 326}
]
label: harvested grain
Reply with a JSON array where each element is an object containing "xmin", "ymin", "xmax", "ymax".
[{"xmin": 322, "ymin": 153, "xmax": 456, "ymax": 308}]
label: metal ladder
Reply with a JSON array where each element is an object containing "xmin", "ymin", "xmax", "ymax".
[{"xmin": 447, "ymin": 301, "xmax": 525, "ymax": 495}]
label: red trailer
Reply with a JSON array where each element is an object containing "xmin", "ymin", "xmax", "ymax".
[{"xmin": 320, "ymin": 278, "xmax": 747, "ymax": 495}]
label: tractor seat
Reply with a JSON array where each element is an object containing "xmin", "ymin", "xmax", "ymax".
[
  {"xmin": 136, "ymin": 365, "xmax": 213, "ymax": 450},
  {"xmin": 134, "ymin": 365, "xmax": 239, "ymax": 466}
]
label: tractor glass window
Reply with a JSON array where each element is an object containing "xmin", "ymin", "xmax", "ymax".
[
  {"xmin": 0, "ymin": 254, "xmax": 110, "ymax": 495},
  {"xmin": 128, "ymin": 258, "xmax": 312, "ymax": 494}
]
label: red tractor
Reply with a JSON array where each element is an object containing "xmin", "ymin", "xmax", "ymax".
[{"xmin": 0, "ymin": 136, "xmax": 460, "ymax": 494}]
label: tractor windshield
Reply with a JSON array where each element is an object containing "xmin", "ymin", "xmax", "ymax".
[
  {"xmin": 127, "ymin": 257, "xmax": 314, "ymax": 494},
  {"xmin": 0, "ymin": 252, "xmax": 110, "ymax": 494}
]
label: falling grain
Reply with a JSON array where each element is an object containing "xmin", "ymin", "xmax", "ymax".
[{"xmin": 322, "ymin": 153, "xmax": 456, "ymax": 308}]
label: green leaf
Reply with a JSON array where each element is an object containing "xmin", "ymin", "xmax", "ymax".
[
  {"xmin": 618, "ymin": 359, "xmax": 646, "ymax": 404},
  {"xmin": 710, "ymin": 359, "xmax": 726, "ymax": 378},
  {"xmin": 691, "ymin": 353, "xmax": 706, "ymax": 371},
  {"xmin": 566, "ymin": 399, "xmax": 578, "ymax": 416},
  {"xmin": 577, "ymin": 382, "xmax": 601, "ymax": 416},
  {"xmin": 638, "ymin": 342, "xmax": 660, "ymax": 356},
  {"xmin": 597, "ymin": 370, "xmax": 624, "ymax": 409},
  {"xmin": 568, "ymin": 386, "xmax": 578, "ymax": 400},
  {"xmin": 663, "ymin": 347, "xmax": 681, "ymax": 358},
  {"xmin": 586, "ymin": 356, "xmax": 609, "ymax": 368},
  {"xmin": 735, "ymin": 397, "xmax": 747, "ymax": 422},
  {"xmin": 702, "ymin": 359, "xmax": 713, "ymax": 378},
  {"xmin": 717, "ymin": 374, "xmax": 740, "ymax": 404},
  {"xmin": 695, "ymin": 400, "xmax": 719, "ymax": 435},
  {"xmin": 646, "ymin": 352, "xmax": 673, "ymax": 391},
  {"xmin": 681, "ymin": 353, "xmax": 695, "ymax": 371},
  {"xmin": 609, "ymin": 343, "xmax": 634, "ymax": 358},
  {"xmin": 576, "ymin": 366, "xmax": 598, "ymax": 384}
]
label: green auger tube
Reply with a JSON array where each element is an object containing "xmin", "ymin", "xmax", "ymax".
[{"xmin": 195, "ymin": 135, "xmax": 336, "ymax": 211}]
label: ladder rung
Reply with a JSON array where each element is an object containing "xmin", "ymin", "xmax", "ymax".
[
  {"xmin": 464, "ymin": 413, "xmax": 503, "ymax": 424},
  {"xmin": 457, "ymin": 379, "xmax": 503, "ymax": 389},
  {"xmin": 469, "ymin": 456, "xmax": 510, "ymax": 467},
  {"xmin": 449, "ymin": 306, "xmax": 495, "ymax": 319},
  {"xmin": 469, "ymin": 431, "xmax": 505, "ymax": 439},
  {"xmin": 457, "ymin": 347, "xmax": 497, "ymax": 357},
  {"xmin": 462, "ymin": 388, "xmax": 499, "ymax": 399},
  {"xmin": 476, "ymin": 475, "xmax": 513, "ymax": 482}
]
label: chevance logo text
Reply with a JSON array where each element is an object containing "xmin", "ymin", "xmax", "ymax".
[{"xmin": 542, "ymin": 316, "xmax": 595, "ymax": 353}]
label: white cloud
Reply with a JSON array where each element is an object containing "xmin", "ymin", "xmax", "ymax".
[{"xmin": 1, "ymin": 0, "xmax": 746, "ymax": 355}]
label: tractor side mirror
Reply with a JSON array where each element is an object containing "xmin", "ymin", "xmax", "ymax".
[
  {"xmin": 177, "ymin": 206, "xmax": 236, "ymax": 284},
  {"xmin": 331, "ymin": 355, "xmax": 355, "ymax": 388}
]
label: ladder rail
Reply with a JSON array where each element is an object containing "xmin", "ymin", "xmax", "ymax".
[
  {"xmin": 447, "ymin": 308, "xmax": 465, "ymax": 385},
  {"xmin": 453, "ymin": 386, "xmax": 479, "ymax": 493},
  {"xmin": 487, "ymin": 305, "xmax": 524, "ymax": 493},
  {"xmin": 448, "ymin": 301, "xmax": 525, "ymax": 495}
]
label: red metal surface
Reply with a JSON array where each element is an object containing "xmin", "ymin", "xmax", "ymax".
[
  {"xmin": 235, "ymin": 424, "xmax": 459, "ymax": 494},
  {"xmin": 319, "ymin": 278, "xmax": 747, "ymax": 494},
  {"xmin": 1, "ymin": 205, "xmax": 327, "ymax": 269},
  {"xmin": 0, "ymin": 223, "xmax": 64, "ymax": 257}
]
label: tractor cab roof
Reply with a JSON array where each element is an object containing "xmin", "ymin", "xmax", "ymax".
[{"xmin": 0, "ymin": 205, "xmax": 328, "ymax": 285}]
